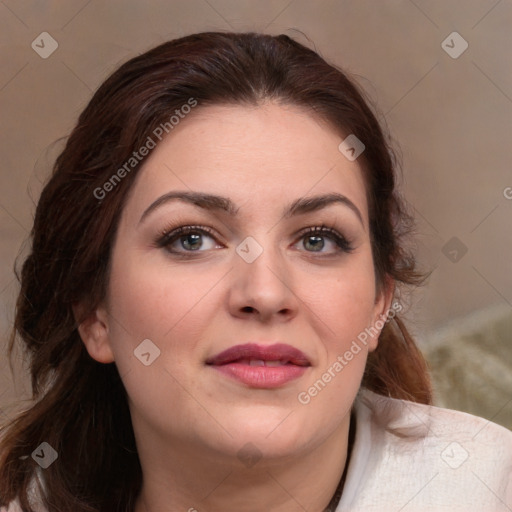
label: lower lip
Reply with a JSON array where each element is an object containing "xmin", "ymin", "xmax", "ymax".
[{"xmin": 209, "ymin": 363, "xmax": 309, "ymax": 388}]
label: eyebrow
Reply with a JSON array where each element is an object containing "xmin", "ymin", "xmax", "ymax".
[{"xmin": 139, "ymin": 191, "xmax": 364, "ymax": 226}]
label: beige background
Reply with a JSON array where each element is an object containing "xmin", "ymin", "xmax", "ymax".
[{"xmin": 1, "ymin": 1, "xmax": 511, "ymax": 427}]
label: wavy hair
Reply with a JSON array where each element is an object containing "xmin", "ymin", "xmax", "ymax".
[{"xmin": 0, "ymin": 31, "xmax": 432, "ymax": 511}]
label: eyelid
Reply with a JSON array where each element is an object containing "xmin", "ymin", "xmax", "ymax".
[
  {"xmin": 155, "ymin": 222, "xmax": 355, "ymax": 255},
  {"xmin": 293, "ymin": 224, "xmax": 355, "ymax": 254},
  {"xmin": 156, "ymin": 224, "xmax": 220, "ymax": 247}
]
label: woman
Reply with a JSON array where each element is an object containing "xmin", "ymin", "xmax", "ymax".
[{"xmin": 0, "ymin": 31, "xmax": 510, "ymax": 512}]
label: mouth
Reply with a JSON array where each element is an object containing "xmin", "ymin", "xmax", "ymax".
[{"xmin": 205, "ymin": 343, "xmax": 311, "ymax": 389}]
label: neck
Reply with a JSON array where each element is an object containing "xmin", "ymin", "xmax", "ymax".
[{"xmin": 134, "ymin": 412, "xmax": 355, "ymax": 512}]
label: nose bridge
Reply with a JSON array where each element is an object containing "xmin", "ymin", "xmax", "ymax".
[
  {"xmin": 236, "ymin": 233, "xmax": 286, "ymax": 288},
  {"xmin": 230, "ymin": 232, "xmax": 296, "ymax": 318}
]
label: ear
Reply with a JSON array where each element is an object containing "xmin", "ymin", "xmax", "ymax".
[
  {"xmin": 72, "ymin": 302, "xmax": 115, "ymax": 364},
  {"xmin": 367, "ymin": 275, "xmax": 395, "ymax": 352}
]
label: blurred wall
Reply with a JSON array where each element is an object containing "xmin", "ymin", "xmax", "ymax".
[{"xmin": 1, "ymin": 1, "xmax": 511, "ymax": 425}]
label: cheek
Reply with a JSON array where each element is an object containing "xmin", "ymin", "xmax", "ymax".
[
  {"xmin": 107, "ymin": 254, "xmax": 217, "ymax": 342},
  {"xmin": 294, "ymin": 259, "xmax": 377, "ymax": 432},
  {"xmin": 302, "ymin": 255, "xmax": 377, "ymax": 342},
  {"xmin": 104, "ymin": 255, "xmax": 220, "ymax": 432},
  {"xmin": 104, "ymin": 251, "xmax": 228, "ymax": 395}
]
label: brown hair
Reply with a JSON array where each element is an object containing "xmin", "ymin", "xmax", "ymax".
[{"xmin": 0, "ymin": 31, "xmax": 432, "ymax": 511}]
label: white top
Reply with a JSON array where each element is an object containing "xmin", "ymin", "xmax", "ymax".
[
  {"xmin": 3, "ymin": 388, "xmax": 512, "ymax": 511},
  {"xmin": 335, "ymin": 388, "xmax": 512, "ymax": 511}
]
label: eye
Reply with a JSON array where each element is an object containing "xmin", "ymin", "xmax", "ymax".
[
  {"xmin": 156, "ymin": 225, "xmax": 222, "ymax": 254},
  {"xmin": 295, "ymin": 225, "xmax": 354, "ymax": 254},
  {"xmin": 155, "ymin": 223, "xmax": 354, "ymax": 256}
]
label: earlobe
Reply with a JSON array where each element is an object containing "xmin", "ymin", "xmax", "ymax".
[
  {"xmin": 73, "ymin": 303, "xmax": 115, "ymax": 364},
  {"xmin": 368, "ymin": 276, "xmax": 395, "ymax": 352},
  {"xmin": 376, "ymin": 275, "xmax": 395, "ymax": 321}
]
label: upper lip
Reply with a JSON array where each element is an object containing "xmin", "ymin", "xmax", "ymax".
[{"xmin": 206, "ymin": 343, "xmax": 311, "ymax": 366}]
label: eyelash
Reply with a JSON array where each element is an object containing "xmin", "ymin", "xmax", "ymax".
[{"xmin": 155, "ymin": 223, "xmax": 355, "ymax": 256}]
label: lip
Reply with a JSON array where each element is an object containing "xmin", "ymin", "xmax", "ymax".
[{"xmin": 206, "ymin": 343, "xmax": 311, "ymax": 389}]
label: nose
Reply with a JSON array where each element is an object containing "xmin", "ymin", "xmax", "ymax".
[{"xmin": 227, "ymin": 238, "xmax": 299, "ymax": 323}]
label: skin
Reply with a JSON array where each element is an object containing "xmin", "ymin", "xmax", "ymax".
[{"xmin": 77, "ymin": 102, "xmax": 393, "ymax": 512}]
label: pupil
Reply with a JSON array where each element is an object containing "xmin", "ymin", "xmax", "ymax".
[
  {"xmin": 306, "ymin": 235, "xmax": 324, "ymax": 251},
  {"xmin": 183, "ymin": 233, "xmax": 201, "ymax": 250}
]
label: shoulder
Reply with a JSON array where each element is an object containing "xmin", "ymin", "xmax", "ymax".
[
  {"xmin": 0, "ymin": 468, "xmax": 47, "ymax": 512},
  {"xmin": 361, "ymin": 387, "xmax": 512, "ymax": 448},
  {"xmin": 1, "ymin": 500, "xmax": 21, "ymax": 512},
  {"xmin": 336, "ymin": 388, "xmax": 512, "ymax": 511}
]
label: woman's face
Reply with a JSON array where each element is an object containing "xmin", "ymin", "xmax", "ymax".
[{"xmin": 81, "ymin": 102, "xmax": 392, "ymax": 464}]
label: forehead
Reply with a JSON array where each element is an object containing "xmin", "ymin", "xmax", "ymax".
[{"xmin": 124, "ymin": 102, "xmax": 369, "ymax": 226}]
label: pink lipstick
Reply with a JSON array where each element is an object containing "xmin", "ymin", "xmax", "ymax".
[{"xmin": 206, "ymin": 343, "xmax": 311, "ymax": 388}]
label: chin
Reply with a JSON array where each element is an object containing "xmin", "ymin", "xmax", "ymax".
[{"xmin": 207, "ymin": 415, "xmax": 318, "ymax": 462}]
